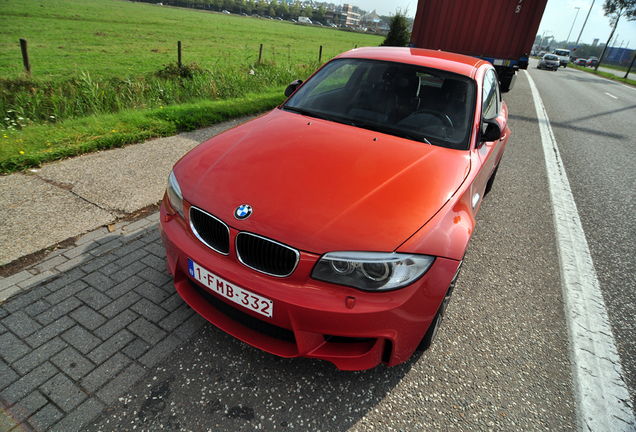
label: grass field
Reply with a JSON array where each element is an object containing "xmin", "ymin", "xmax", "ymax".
[
  {"xmin": 0, "ymin": 0, "xmax": 384, "ymax": 173},
  {"xmin": 0, "ymin": 0, "xmax": 383, "ymax": 80}
]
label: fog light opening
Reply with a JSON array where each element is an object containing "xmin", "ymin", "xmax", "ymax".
[{"xmin": 382, "ymin": 339, "xmax": 393, "ymax": 364}]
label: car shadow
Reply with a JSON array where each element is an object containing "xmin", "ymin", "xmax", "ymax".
[{"xmin": 88, "ymin": 320, "xmax": 422, "ymax": 431}]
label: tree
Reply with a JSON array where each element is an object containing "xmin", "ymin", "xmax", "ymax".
[
  {"xmin": 211, "ymin": 0, "xmax": 223, "ymax": 11},
  {"xmin": 223, "ymin": 0, "xmax": 235, "ymax": 11},
  {"xmin": 596, "ymin": 0, "xmax": 636, "ymax": 69},
  {"xmin": 314, "ymin": 6, "xmax": 326, "ymax": 23},
  {"xmin": 257, "ymin": 0, "xmax": 267, "ymax": 15},
  {"xmin": 290, "ymin": 1, "xmax": 301, "ymax": 19},
  {"xmin": 246, "ymin": 0, "xmax": 255, "ymax": 14},
  {"xmin": 381, "ymin": 9, "xmax": 411, "ymax": 47},
  {"xmin": 276, "ymin": 3, "xmax": 289, "ymax": 19}
]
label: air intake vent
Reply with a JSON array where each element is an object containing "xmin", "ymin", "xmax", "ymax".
[
  {"xmin": 190, "ymin": 206, "xmax": 230, "ymax": 255},
  {"xmin": 189, "ymin": 279, "xmax": 296, "ymax": 343},
  {"xmin": 236, "ymin": 232, "xmax": 299, "ymax": 277}
]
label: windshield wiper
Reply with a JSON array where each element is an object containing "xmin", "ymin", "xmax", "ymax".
[
  {"xmin": 348, "ymin": 120, "xmax": 433, "ymax": 145},
  {"xmin": 283, "ymin": 105, "xmax": 329, "ymax": 121}
]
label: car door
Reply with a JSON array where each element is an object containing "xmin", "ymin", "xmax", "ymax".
[{"xmin": 472, "ymin": 67, "xmax": 507, "ymax": 211}]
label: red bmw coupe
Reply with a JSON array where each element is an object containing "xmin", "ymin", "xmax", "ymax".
[{"xmin": 160, "ymin": 47, "xmax": 510, "ymax": 370}]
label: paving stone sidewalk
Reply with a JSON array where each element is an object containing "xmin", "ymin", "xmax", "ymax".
[{"xmin": 0, "ymin": 213, "xmax": 206, "ymax": 431}]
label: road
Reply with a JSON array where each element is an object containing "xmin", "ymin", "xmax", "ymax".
[
  {"xmin": 528, "ymin": 62, "xmax": 636, "ymax": 428},
  {"xmin": 83, "ymin": 63, "xmax": 634, "ymax": 430}
]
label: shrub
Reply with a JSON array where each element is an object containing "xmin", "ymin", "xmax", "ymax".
[{"xmin": 381, "ymin": 10, "xmax": 411, "ymax": 47}]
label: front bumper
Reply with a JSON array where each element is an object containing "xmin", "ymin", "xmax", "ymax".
[{"xmin": 159, "ymin": 199, "xmax": 460, "ymax": 370}]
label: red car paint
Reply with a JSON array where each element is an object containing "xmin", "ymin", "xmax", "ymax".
[{"xmin": 160, "ymin": 47, "xmax": 510, "ymax": 370}]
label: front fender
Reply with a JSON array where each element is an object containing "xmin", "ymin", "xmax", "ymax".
[{"xmin": 397, "ymin": 184, "xmax": 475, "ymax": 262}]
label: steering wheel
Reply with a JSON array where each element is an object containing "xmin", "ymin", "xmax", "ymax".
[
  {"xmin": 400, "ymin": 109, "xmax": 454, "ymax": 140},
  {"xmin": 412, "ymin": 109, "xmax": 454, "ymax": 130}
]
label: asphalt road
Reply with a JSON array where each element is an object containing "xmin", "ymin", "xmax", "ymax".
[
  {"xmin": 528, "ymin": 62, "xmax": 636, "ymax": 424},
  {"xmin": 86, "ymin": 66, "xmax": 591, "ymax": 431}
]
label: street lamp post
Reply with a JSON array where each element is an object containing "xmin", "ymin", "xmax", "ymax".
[
  {"xmin": 574, "ymin": 0, "xmax": 595, "ymax": 50},
  {"xmin": 566, "ymin": 7, "xmax": 580, "ymax": 47}
]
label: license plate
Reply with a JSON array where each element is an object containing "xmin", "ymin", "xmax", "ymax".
[{"xmin": 188, "ymin": 258, "xmax": 273, "ymax": 318}]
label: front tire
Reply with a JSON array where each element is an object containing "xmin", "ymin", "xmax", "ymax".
[
  {"xmin": 416, "ymin": 259, "xmax": 463, "ymax": 351},
  {"xmin": 484, "ymin": 160, "xmax": 500, "ymax": 195}
]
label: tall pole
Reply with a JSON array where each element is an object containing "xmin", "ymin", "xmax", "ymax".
[
  {"xmin": 596, "ymin": 14, "xmax": 621, "ymax": 71},
  {"xmin": 625, "ymin": 50, "xmax": 636, "ymax": 79},
  {"xmin": 618, "ymin": 41, "xmax": 629, "ymax": 64},
  {"xmin": 574, "ymin": 0, "xmax": 595, "ymax": 50},
  {"xmin": 566, "ymin": 7, "xmax": 581, "ymax": 47}
]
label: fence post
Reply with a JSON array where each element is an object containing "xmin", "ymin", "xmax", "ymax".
[
  {"xmin": 319, "ymin": 45, "xmax": 322, "ymax": 63},
  {"xmin": 259, "ymin": 44, "xmax": 263, "ymax": 64},
  {"xmin": 20, "ymin": 38, "xmax": 31, "ymax": 77},
  {"xmin": 178, "ymin": 41, "xmax": 182, "ymax": 68}
]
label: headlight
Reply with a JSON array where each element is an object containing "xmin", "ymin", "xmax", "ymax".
[
  {"xmin": 311, "ymin": 252, "xmax": 435, "ymax": 291},
  {"xmin": 166, "ymin": 170, "xmax": 184, "ymax": 219}
]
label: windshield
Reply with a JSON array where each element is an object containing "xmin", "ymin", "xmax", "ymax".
[
  {"xmin": 283, "ymin": 58, "xmax": 476, "ymax": 150},
  {"xmin": 545, "ymin": 55, "xmax": 558, "ymax": 60},
  {"xmin": 554, "ymin": 49, "xmax": 569, "ymax": 56}
]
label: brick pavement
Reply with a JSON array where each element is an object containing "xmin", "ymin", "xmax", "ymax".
[{"xmin": 0, "ymin": 212, "xmax": 207, "ymax": 431}]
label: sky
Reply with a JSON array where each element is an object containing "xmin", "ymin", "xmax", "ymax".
[{"xmin": 353, "ymin": 0, "xmax": 636, "ymax": 49}]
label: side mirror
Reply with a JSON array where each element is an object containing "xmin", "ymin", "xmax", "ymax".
[
  {"xmin": 480, "ymin": 117, "xmax": 505, "ymax": 143},
  {"xmin": 284, "ymin": 79, "xmax": 303, "ymax": 97}
]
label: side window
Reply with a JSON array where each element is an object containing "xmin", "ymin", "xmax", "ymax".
[{"xmin": 481, "ymin": 69, "xmax": 500, "ymax": 120}]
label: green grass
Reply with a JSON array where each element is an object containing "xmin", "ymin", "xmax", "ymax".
[
  {"xmin": 0, "ymin": 0, "xmax": 383, "ymax": 80},
  {"xmin": 0, "ymin": 0, "xmax": 384, "ymax": 173},
  {"xmin": 1, "ymin": 88, "xmax": 287, "ymax": 173},
  {"xmin": 1, "ymin": 61, "xmax": 313, "ymax": 126},
  {"xmin": 569, "ymin": 64, "xmax": 636, "ymax": 87}
]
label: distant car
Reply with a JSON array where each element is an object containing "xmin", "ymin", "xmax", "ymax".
[
  {"xmin": 276, "ymin": 17, "xmax": 283, "ymax": 20},
  {"xmin": 538, "ymin": 54, "xmax": 560, "ymax": 71},
  {"xmin": 160, "ymin": 47, "xmax": 509, "ymax": 371},
  {"xmin": 288, "ymin": 18, "xmax": 296, "ymax": 22},
  {"xmin": 239, "ymin": 12, "xmax": 247, "ymax": 16},
  {"xmin": 222, "ymin": 10, "xmax": 230, "ymax": 14},
  {"xmin": 586, "ymin": 57, "xmax": 599, "ymax": 67},
  {"xmin": 574, "ymin": 58, "xmax": 587, "ymax": 66},
  {"xmin": 553, "ymin": 48, "xmax": 570, "ymax": 68},
  {"xmin": 263, "ymin": 15, "xmax": 272, "ymax": 19}
]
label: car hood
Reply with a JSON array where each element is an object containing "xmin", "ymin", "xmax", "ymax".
[{"xmin": 176, "ymin": 109, "xmax": 471, "ymax": 254}]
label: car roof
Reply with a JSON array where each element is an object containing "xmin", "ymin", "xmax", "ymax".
[{"xmin": 334, "ymin": 47, "xmax": 487, "ymax": 78}]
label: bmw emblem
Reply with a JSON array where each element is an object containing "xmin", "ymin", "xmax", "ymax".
[{"xmin": 234, "ymin": 204, "xmax": 252, "ymax": 220}]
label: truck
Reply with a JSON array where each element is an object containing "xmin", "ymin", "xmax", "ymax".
[
  {"xmin": 410, "ymin": 0, "xmax": 548, "ymax": 92},
  {"xmin": 298, "ymin": 16, "xmax": 312, "ymax": 24}
]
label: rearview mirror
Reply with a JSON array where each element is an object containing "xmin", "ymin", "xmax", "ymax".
[
  {"xmin": 480, "ymin": 117, "xmax": 504, "ymax": 143},
  {"xmin": 284, "ymin": 79, "xmax": 303, "ymax": 97}
]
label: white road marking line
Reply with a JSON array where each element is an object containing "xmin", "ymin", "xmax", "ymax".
[
  {"xmin": 525, "ymin": 70, "xmax": 636, "ymax": 432},
  {"xmin": 605, "ymin": 92, "xmax": 618, "ymax": 99}
]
